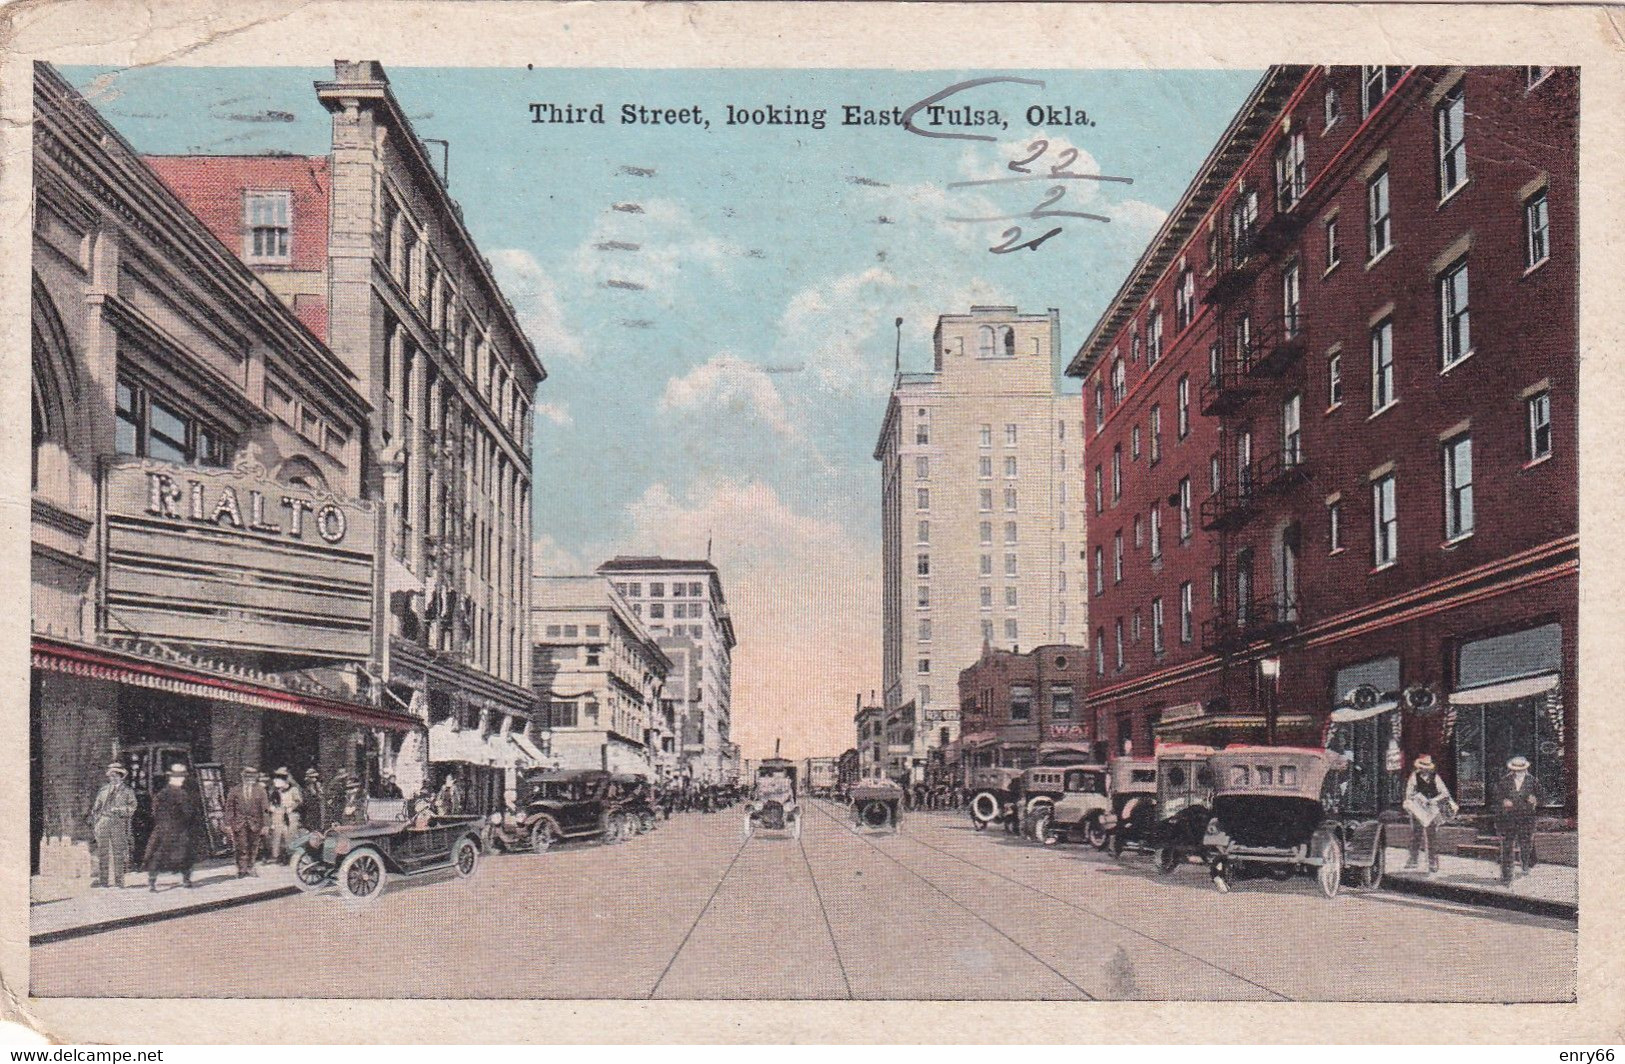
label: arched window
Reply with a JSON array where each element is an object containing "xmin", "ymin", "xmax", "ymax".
[
  {"xmin": 1001, "ymin": 326, "xmax": 1016, "ymax": 357},
  {"xmin": 978, "ymin": 325, "xmax": 995, "ymax": 358},
  {"xmin": 275, "ymin": 455, "xmax": 329, "ymax": 493}
]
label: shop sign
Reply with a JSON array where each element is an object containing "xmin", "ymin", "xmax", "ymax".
[
  {"xmin": 101, "ymin": 458, "xmax": 378, "ymax": 660},
  {"xmin": 1047, "ymin": 724, "xmax": 1088, "ymax": 740}
]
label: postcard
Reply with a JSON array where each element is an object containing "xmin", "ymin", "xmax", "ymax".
[{"xmin": 3, "ymin": 0, "xmax": 1623, "ymax": 1046}]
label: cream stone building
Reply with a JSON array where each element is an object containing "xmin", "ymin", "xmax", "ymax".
[{"xmin": 874, "ymin": 307, "xmax": 1089, "ymax": 783}]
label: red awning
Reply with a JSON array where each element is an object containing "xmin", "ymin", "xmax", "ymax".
[{"xmin": 33, "ymin": 636, "xmax": 419, "ymax": 732}]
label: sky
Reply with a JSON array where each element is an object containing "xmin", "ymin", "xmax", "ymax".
[{"xmin": 63, "ymin": 64, "xmax": 1261, "ymax": 761}]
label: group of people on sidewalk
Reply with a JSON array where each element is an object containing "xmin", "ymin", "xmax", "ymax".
[
  {"xmin": 85, "ymin": 760, "xmax": 388, "ymax": 893},
  {"xmin": 1402, "ymin": 752, "xmax": 1544, "ymax": 886}
]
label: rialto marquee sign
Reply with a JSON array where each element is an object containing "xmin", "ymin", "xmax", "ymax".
[{"xmin": 100, "ymin": 458, "xmax": 379, "ymax": 660}]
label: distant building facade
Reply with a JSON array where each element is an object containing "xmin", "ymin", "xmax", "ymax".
[
  {"xmin": 1067, "ymin": 66, "xmax": 1577, "ymax": 818},
  {"xmin": 957, "ymin": 644, "xmax": 1092, "ymax": 772},
  {"xmin": 875, "ymin": 307, "xmax": 1089, "ymax": 783},
  {"xmin": 532, "ymin": 576, "xmax": 671, "ymax": 780},
  {"xmin": 597, "ymin": 557, "xmax": 737, "ymax": 783}
]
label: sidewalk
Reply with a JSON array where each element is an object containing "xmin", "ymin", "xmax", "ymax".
[
  {"xmin": 1381, "ymin": 845, "xmax": 1576, "ymax": 920},
  {"xmin": 31, "ymin": 859, "xmax": 298, "ymax": 944}
]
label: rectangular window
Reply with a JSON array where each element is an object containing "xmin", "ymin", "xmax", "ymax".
[
  {"xmin": 1004, "ymin": 520, "xmax": 1018, "ymax": 545},
  {"xmin": 1150, "ymin": 506, "xmax": 1163, "ymax": 560},
  {"xmin": 1180, "ymin": 582, "xmax": 1194, "ymax": 643},
  {"xmin": 1005, "ymin": 618, "xmax": 1019, "ymax": 641},
  {"xmin": 1004, "ymin": 455, "xmax": 1018, "ymax": 479},
  {"xmin": 979, "ymin": 489, "xmax": 993, "ymax": 512},
  {"xmin": 1004, "ymin": 553, "xmax": 1018, "ymax": 578},
  {"xmin": 982, "ymin": 619, "xmax": 995, "ymax": 644},
  {"xmin": 980, "ymin": 423, "xmax": 992, "ymax": 448},
  {"xmin": 1373, "ymin": 473, "xmax": 1398, "ymax": 566},
  {"xmin": 1177, "ymin": 271, "xmax": 1196, "ymax": 330},
  {"xmin": 1148, "ymin": 312, "xmax": 1164, "ymax": 364},
  {"xmin": 1275, "ymin": 131, "xmax": 1306, "ymax": 211},
  {"xmin": 1526, "ymin": 190, "xmax": 1550, "ymax": 268},
  {"xmin": 1005, "ymin": 586, "xmax": 1018, "ymax": 608},
  {"xmin": 1051, "ymin": 685, "xmax": 1074, "ymax": 720},
  {"xmin": 1210, "ymin": 453, "xmax": 1222, "ymax": 494},
  {"xmin": 1177, "ymin": 375, "xmax": 1191, "ymax": 438},
  {"xmin": 1282, "ymin": 262, "xmax": 1302, "ymax": 337},
  {"xmin": 1132, "ymin": 608, "xmax": 1143, "ymax": 643},
  {"xmin": 1010, "ymin": 684, "xmax": 1032, "ymax": 721},
  {"xmin": 916, "ymin": 488, "xmax": 930, "ymax": 511},
  {"xmin": 1178, "ymin": 478, "xmax": 1192, "ymax": 540},
  {"xmin": 1133, "ymin": 513, "xmax": 1144, "ymax": 549},
  {"xmin": 1437, "ymin": 82, "xmax": 1468, "ymax": 197},
  {"xmin": 1004, "ymin": 488, "xmax": 1018, "ymax": 512},
  {"xmin": 1328, "ymin": 353, "xmax": 1343, "ymax": 408},
  {"xmin": 1325, "ymin": 84, "xmax": 1341, "ymax": 129},
  {"xmin": 1282, "ymin": 393, "xmax": 1302, "ymax": 466},
  {"xmin": 917, "ymin": 585, "xmax": 930, "ymax": 609},
  {"xmin": 1324, "ymin": 216, "xmax": 1340, "ymax": 271},
  {"xmin": 1114, "ymin": 619, "xmax": 1125, "ymax": 670},
  {"xmin": 1211, "ymin": 565, "xmax": 1222, "ymax": 604},
  {"xmin": 244, "ymin": 190, "xmax": 291, "ymax": 261},
  {"xmin": 1093, "ymin": 466, "xmax": 1104, "ymax": 513},
  {"xmin": 1371, "ymin": 318, "xmax": 1395, "ymax": 411},
  {"xmin": 916, "ymin": 456, "xmax": 930, "ymax": 480},
  {"xmin": 1444, "ymin": 434, "xmax": 1475, "ymax": 540},
  {"xmin": 1440, "ymin": 257, "xmax": 1472, "ymax": 368},
  {"xmin": 980, "ymin": 521, "xmax": 993, "ymax": 546},
  {"xmin": 1151, "ymin": 598, "xmax": 1165, "ymax": 654},
  {"xmin": 979, "ymin": 455, "xmax": 993, "ymax": 479},
  {"xmin": 980, "ymin": 554, "xmax": 993, "ymax": 577},
  {"xmin": 1527, "ymin": 390, "xmax": 1552, "ymax": 460},
  {"xmin": 1005, "ymin": 423, "xmax": 1018, "ymax": 446},
  {"xmin": 1362, "ymin": 65, "xmax": 1403, "ymax": 116},
  {"xmin": 1367, "ymin": 168, "xmax": 1391, "ymax": 260},
  {"xmin": 1150, "ymin": 405, "xmax": 1162, "ymax": 464},
  {"xmin": 1093, "ymin": 547, "xmax": 1105, "ymax": 594},
  {"xmin": 1111, "ymin": 359, "xmax": 1126, "ymax": 405},
  {"xmin": 918, "ymin": 658, "xmax": 931, "ymax": 674},
  {"xmin": 917, "ymin": 519, "xmax": 930, "ymax": 543},
  {"xmin": 917, "ymin": 553, "xmax": 931, "ymax": 577},
  {"xmin": 1095, "ymin": 633, "xmax": 1106, "ymax": 676},
  {"xmin": 980, "ymin": 586, "xmax": 993, "ymax": 609},
  {"xmin": 1329, "ymin": 499, "xmax": 1344, "ymax": 552},
  {"xmin": 1093, "ymin": 384, "xmax": 1105, "ymax": 429},
  {"xmin": 1131, "ymin": 424, "xmax": 1142, "ymax": 460},
  {"xmin": 1112, "ymin": 446, "xmax": 1122, "ymax": 502},
  {"xmin": 1113, "ymin": 531, "xmax": 1124, "ymax": 584}
]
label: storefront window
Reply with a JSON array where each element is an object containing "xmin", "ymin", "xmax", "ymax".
[{"xmin": 1451, "ymin": 623, "xmax": 1563, "ymax": 807}]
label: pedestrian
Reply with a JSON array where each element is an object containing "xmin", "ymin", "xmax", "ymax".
[
  {"xmin": 87, "ymin": 761, "xmax": 137, "ymax": 889},
  {"xmin": 1494, "ymin": 755, "xmax": 1541, "ymax": 885},
  {"xmin": 142, "ymin": 764, "xmax": 199, "ymax": 891},
  {"xmin": 224, "ymin": 766, "xmax": 269, "ymax": 877},
  {"xmin": 337, "ymin": 776, "xmax": 366, "ymax": 825},
  {"xmin": 378, "ymin": 772, "xmax": 404, "ymax": 799},
  {"xmin": 301, "ymin": 768, "xmax": 326, "ymax": 833},
  {"xmin": 1402, "ymin": 755, "xmax": 1454, "ymax": 873},
  {"xmin": 434, "ymin": 774, "xmax": 459, "ymax": 815},
  {"xmin": 265, "ymin": 768, "xmax": 298, "ymax": 863}
]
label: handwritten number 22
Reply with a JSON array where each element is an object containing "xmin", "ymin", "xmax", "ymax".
[{"xmin": 1008, "ymin": 140, "xmax": 1082, "ymax": 177}]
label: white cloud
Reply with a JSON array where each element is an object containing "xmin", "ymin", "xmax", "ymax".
[
  {"xmin": 572, "ymin": 198, "xmax": 739, "ymax": 299},
  {"xmin": 531, "ymin": 533, "xmax": 587, "ymax": 578},
  {"xmin": 534, "ymin": 401, "xmax": 573, "ymax": 427},
  {"xmin": 604, "ymin": 478, "xmax": 881, "ymax": 760},
  {"xmin": 486, "ymin": 249, "xmax": 586, "ymax": 363},
  {"xmin": 659, "ymin": 353, "xmax": 795, "ymax": 438},
  {"xmin": 1111, "ymin": 198, "xmax": 1171, "ymax": 233}
]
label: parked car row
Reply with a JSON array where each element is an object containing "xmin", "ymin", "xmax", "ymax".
[
  {"xmin": 490, "ymin": 769, "xmax": 660, "ymax": 853},
  {"xmin": 964, "ymin": 742, "xmax": 1388, "ymax": 898}
]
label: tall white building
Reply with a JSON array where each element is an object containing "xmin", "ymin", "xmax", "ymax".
[
  {"xmin": 597, "ymin": 557, "xmax": 737, "ymax": 784},
  {"xmin": 874, "ymin": 307, "xmax": 1088, "ymax": 780}
]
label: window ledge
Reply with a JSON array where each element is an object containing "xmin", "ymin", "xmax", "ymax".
[
  {"xmin": 1440, "ymin": 350, "xmax": 1477, "ymax": 377},
  {"xmin": 1329, "ymin": 546, "xmax": 1347, "ymax": 557},
  {"xmin": 1368, "ymin": 401, "xmax": 1398, "ymax": 422},
  {"xmin": 1523, "ymin": 453, "xmax": 1553, "ymax": 471},
  {"xmin": 1442, "ymin": 532, "xmax": 1474, "ymax": 550},
  {"xmin": 1438, "ymin": 181, "xmax": 1470, "ymax": 210},
  {"xmin": 1370, "ymin": 560, "xmax": 1399, "ymax": 575},
  {"xmin": 1326, "ymin": 401, "xmax": 1343, "ymax": 415},
  {"xmin": 1365, "ymin": 245, "xmax": 1395, "ymax": 271},
  {"xmin": 1524, "ymin": 257, "xmax": 1550, "ymax": 278},
  {"xmin": 1322, "ymin": 259, "xmax": 1342, "ymax": 280}
]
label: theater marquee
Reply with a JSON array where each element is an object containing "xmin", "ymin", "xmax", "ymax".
[{"xmin": 100, "ymin": 458, "xmax": 379, "ymax": 660}]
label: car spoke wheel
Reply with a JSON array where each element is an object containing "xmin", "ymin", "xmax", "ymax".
[
  {"xmin": 452, "ymin": 837, "xmax": 479, "ymax": 878},
  {"xmin": 529, "ymin": 821, "xmax": 556, "ymax": 854},
  {"xmin": 1084, "ymin": 814, "xmax": 1108, "ymax": 849},
  {"xmin": 291, "ymin": 852, "xmax": 328, "ymax": 892},
  {"xmin": 336, "ymin": 849, "xmax": 386, "ymax": 903},
  {"xmin": 1359, "ymin": 829, "xmax": 1386, "ymax": 889},
  {"xmin": 1317, "ymin": 837, "xmax": 1344, "ymax": 899}
]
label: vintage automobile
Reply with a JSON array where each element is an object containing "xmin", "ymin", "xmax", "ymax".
[
  {"xmin": 610, "ymin": 774, "xmax": 658, "ymax": 836},
  {"xmin": 1112, "ymin": 744, "xmax": 1219, "ymax": 874},
  {"xmin": 744, "ymin": 757, "xmax": 802, "ymax": 840},
  {"xmin": 504, "ymin": 768, "xmax": 624, "ymax": 853},
  {"xmin": 1098, "ymin": 758, "xmax": 1158, "ymax": 855},
  {"xmin": 1202, "ymin": 746, "xmax": 1387, "ymax": 898},
  {"xmin": 966, "ymin": 766, "xmax": 1023, "ymax": 832},
  {"xmin": 290, "ymin": 813, "xmax": 485, "ymax": 902},
  {"xmin": 849, "ymin": 778, "xmax": 905, "ymax": 833},
  {"xmin": 1029, "ymin": 764, "xmax": 1112, "ymax": 847}
]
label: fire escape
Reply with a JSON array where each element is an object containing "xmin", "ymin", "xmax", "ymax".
[{"xmin": 1196, "ymin": 182, "xmax": 1311, "ymax": 704}]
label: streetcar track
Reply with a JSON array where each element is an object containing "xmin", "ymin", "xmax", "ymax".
[
  {"xmin": 851, "ymin": 804, "xmax": 1293, "ymax": 1001},
  {"xmin": 797, "ymin": 821, "xmax": 855, "ymax": 999},
  {"xmin": 646, "ymin": 826, "xmax": 753, "ymax": 999},
  {"xmin": 810, "ymin": 801, "xmax": 1096, "ymax": 1000}
]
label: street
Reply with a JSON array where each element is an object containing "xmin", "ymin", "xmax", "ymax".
[{"xmin": 31, "ymin": 801, "xmax": 1575, "ymax": 1001}]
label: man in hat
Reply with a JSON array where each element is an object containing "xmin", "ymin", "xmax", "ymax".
[
  {"xmin": 1494, "ymin": 755, "xmax": 1541, "ymax": 885},
  {"xmin": 87, "ymin": 761, "xmax": 137, "ymax": 889},
  {"xmin": 301, "ymin": 768, "xmax": 326, "ymax": 833},
  {"xmin": 377, "ymin": 772, "xmax": 403, "ymax": 800},
  {"xmin": 142, "ymin": 764, "xmax": 199, "ymax": 890},
  {"xmin": 224, "ymin": 766, "xmax": 269, "ymax": 877},
  {"xmin": 1402, "ymin": 754, "xmax": 1454, "ymax": 873}
]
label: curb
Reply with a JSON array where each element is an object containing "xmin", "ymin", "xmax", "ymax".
[
  {"xmin": 1380, "ymin": 874, "xmax": 1575, "ymax": 921},
  {"xmin": 30, "ymin": 885, "xmax": 299, "ymax": 946}
]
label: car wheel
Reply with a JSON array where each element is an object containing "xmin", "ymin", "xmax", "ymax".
[
  {"xmin": 639, "ymin": 812, "xmax": 656, "ymax": 834},
  {"xmin": 1210, "ymin": 858, "xmax": 1230, "ymax": 894},
  {"xmin": 970, "ymin": 791, "xmax": 1000, "ymax": 824},
  {"xmin": 1317, "ymin": 836, "xmax": 1344, "ymax": 899},
  {"xmin": 1358, "ymin": 828, "xmax": 1386, "ymax": 890},
  {"xmin": 1030, "ymin": 808, "xmax": 1057, "ymax": 846},
  {"xmin": 452, "ymin": 837, "xmax": 480, "ymax": 878},
  {"xmin": 1084, "ymin": 813, "xmax": 1108, "ymax": 850},
  {"xmin": 1156, "ymin": 847, "xmax": 1180, "ymax": 876},
  {"xmin": 529, "ymin": 821, "xmax": 557, "ymax": 854},
  {"xmin": 291, "ymin": 851, "xmax": 328, "ymax": 893},
  {"xmin": 336, "ymin": 848, "xmax": 386, "ymax": 903}
]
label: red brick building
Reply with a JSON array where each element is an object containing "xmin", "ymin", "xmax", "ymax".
[
  {"xmin": 1066, "ymin": 66, "xmax": 1577, "ymax": 819},
  {"xmin": 957, "ymin": 644, "xmax": 1091, "ymax": 773}
]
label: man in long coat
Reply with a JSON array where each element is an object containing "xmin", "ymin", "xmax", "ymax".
[
  {"xmin": 1494, "ymin": 754, "xmax": 1541, "ymax": 885},
  {"xmin": 88, "ymin": 761, "xmax": 137, "ymax": 888},
  {"xmin": 224, "ymin": 765, "xmax": 269, "ymax": 877},
  {"xmin": 301, "ymin": 768, "xmax": 326, "ymax": 833},
  {"xmin": 142, "ymin": 764, "xmax": 199, "ymax": 890}
]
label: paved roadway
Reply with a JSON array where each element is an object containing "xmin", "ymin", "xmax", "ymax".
[{"xmin": 31, "ymin": 800, "xmax": 1575, "ymax": 1000}]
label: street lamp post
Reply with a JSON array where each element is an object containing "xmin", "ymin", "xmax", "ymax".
[{"xmin": 1259, "ymin": 657, "xmax": 1282, "ymax": 746}]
